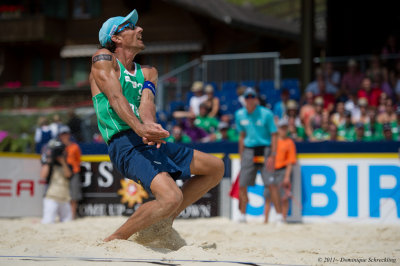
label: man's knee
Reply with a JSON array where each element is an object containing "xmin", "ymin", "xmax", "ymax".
[
  {"xmin": 158, "ymin": 187, "xmax": 183, "ymax": 216},
  {"xmin": 151, "ymin": 173, "xmax": 183, "ymax": 217}
]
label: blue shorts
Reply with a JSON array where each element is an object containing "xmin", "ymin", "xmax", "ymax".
[{"xmin": 108, "ymin": 130, "xmax": 194, "ymax": 193}]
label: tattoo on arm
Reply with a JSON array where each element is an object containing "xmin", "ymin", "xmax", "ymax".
[{"xmin": 92, "ymin": 54, "xmax": 112, "ymax": 63}]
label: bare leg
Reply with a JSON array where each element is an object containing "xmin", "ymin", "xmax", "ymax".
[
  {"xmin": 239, "ymin": 186, "xmax": 248, "ymax": 214},
  {"xmin": 281, "ymin": 198, "xmax": 289, "ymax": 221},
  {"xmin": 104, "ymin": 172, "xmax": 183, "ymax": 241},
  {"xmin": 70, "ymin": 200, "xmax": 78, "ymax": 219},
  {"xmin": 173, "ymin": 150, "xmax": 224, "ymax": 217},
  {"xmin": 264, "ymin": 197, "xmax": 271, "ymax": 223},
  {"xmin": 268, "ymin": 184, "xmax": 282, "ymax": 214}
]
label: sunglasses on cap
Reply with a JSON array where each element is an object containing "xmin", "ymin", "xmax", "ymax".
[
  {"xmin": 245, "ymin": 95, "xmax": 256, "ymax": 99},
  {"xmin": 115, "ymin": 22, "xmax": 135, "ymax": 34}
]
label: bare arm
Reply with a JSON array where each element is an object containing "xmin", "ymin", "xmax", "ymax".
[
  {"xmin": 40, "ymin": 164, "xmax": 50, "ymax": 180},
  {"xmin": 91, "ymin": 51, "xmax": 144, "ymax": 135},
  {"xmin": 208, "ymin": 97, "xmax": 220, "ymax": 117},
  {"xmin": 139, "ymin": 66, "xmax": 158, "ymax": 124},
  {"xmin": 90, "ymin": 51, "xmax": 168, "ymax": 140},
  {"xmin": 58, "ymin": 157, "xmax": 72, "ymax": 178},
  {"xmin": 266, "ymin": 133, "xmax": 277, "ymax": 171}
]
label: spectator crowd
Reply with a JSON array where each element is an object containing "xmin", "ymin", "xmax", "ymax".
[{"xmin": 162, "ymin": 54, "xmax": 400, "ymax": 144}]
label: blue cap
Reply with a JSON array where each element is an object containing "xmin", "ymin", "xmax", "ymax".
[
  {"xmin": 243, "ymin": 87, "xmax": 257, "ymax": 97},
  {"xmin": 99, "ymin": 9, "xmax": 138, "ymax": 47}
]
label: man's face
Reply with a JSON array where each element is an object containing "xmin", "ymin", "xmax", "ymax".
[
  {"xmin": 59, "ymin": 133, "xmax": 70, "ymax": 144},
  {"xmin": 245, "ymin": 94, "xmax": 257, "ymax": 109},
  {"xmin": 116, "ymin": 22, "xmax": 145, "ymax": 51},
  {"xmin": 361, "ymin": 78, "xmax": 371, "ymax": 91}
]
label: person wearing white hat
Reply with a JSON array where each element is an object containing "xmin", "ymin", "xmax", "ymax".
[{"xmin": 90, "ymin": 9, "xmax": 224, "ymax": 241}]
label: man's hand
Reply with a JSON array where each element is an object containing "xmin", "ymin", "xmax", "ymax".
[
  {"xmin": 282, "ymin": 177, "xmax": 291, "ymax": 190},
  {"xmin": 137, "ymin": 123, "xmax": 169, "ymax": 144},
  {"xmin": 142, "ymin": 137, "xmax": 166, "ymax": 149},
  {"xmin": 266, "ymin": 156, "xmax": 275, "ymax": 172}
]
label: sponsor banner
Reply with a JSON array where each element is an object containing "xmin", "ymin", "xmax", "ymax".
[
  {"xmin": 0, "ymin": 155, "xmax": 44, "ymax": 217},
  {"xmin": 230, "ymin": 153, "xmax": 400, "ymax": 223},
  {"xmin": 79, "ymin": 160, "xmax": 220, "ymax": 218},
  {"xmin": 0, "ymin": 154, "xmax": 220, "ymax": 218}
]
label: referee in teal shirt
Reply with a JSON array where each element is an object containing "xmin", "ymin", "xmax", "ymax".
[{"xmin": 235, "ymin": 87, "xmax": 280, "ymax": 223}]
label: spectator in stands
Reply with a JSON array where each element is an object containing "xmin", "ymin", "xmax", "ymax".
[
  {"xmin": 189, "ymin": 81, "xmax": 208, "ymax": 116},
  {"xmin": 383, "ymin": 123, "xmax": 394, "ymax": 141},
  {"xmin": 391, "ymin": 106, "xmax": 400, "ymax": 140},
  {"xmin": 352, "ymin": 98, "xmax": 369, "ymax": 124},
  {"xmin": 331, "ymin": 100, "xmax": 346, "ymax": 127},
  {"xmin": 355, "ymin": 122, "xmax": 369, "ymax": 141},
  {"xmin": 214, "ymin": 121, "xmax": 239, "ymax": 142},
  {"xmin": 377, "ymin": 92, "xmax": 389, "ymax": 114},
  {"xmin": 344, "ymin": 91, "xmax": 358, "ymax": 114},
  {"xmin": 378, "ymin": 97, "xmax": 396, "ymax": 123},
  {"xmin": 194, "ymin": 103, "xmax": 219, "ymax": 134},
  {"xmin": 178, "ymin": 114, "xmax": 209, "ymax": 142},
  {"xmin": 340, "ymin": 58, "xmax": 364, "ymax": 97},
  {"xmin": 323, "ymin": 62, "xmax": 341, "ymax": 88},
  {"xmin": 299, "ymin": 91, "xmax": 316, "ymax": 136},
  {"xmin": 364, "ymin": 109, "xmax": 384, "ymax": 141},
  {"xmin": 264, "ymin": 118, "xmax": 296, "ymax": 223},
  {"xmin": 338, "ymin": 111, "xmax": 356, "ymax": 141},
  {"xmin": 357, "ymin": 77, "xmax": 382, "ymax": 108},
  {"xmin": 311, "ymin": 113, "xmax": 330, "ymax": 141},
  {"xmin": 314, "ymin": 76, "xmax": 336, "ymax": 113},
  {"xmin": 203, "ymin": 84, "xmax": 220, "ymax": 118},
  {"xmin": 273, "ymin": 89, "xmax": 290, "ymax": 120},
  {"xmin": 306, "ymin": 68, "xmax": 338, "ymax": 95},
  {"xmin": 67, "ymin": 109, "xmax": 83, "ymax": 142},
  {"xmin": 286, "ymin": 100, "xmax": 302, "ymax": 125},
  {"xmin": 236, "ymin": 85, "xmax": 246, "ymax": 107},
  {"xmin": 235, "ymin": 87, "xmax": 278, "ymax": 223},
  {"xmin": 287, "ymin": 116, "xmax": 306, "ymax": 141},
  {"xmin": 328, "ymin": 124, "xmax": 339, "ymax": 141},
  {"xmin": 58, "ymin": 126, "xmax": 82, "ymax": 220},
  {"xmin": 307, "ymin": 96, "xmax": 324, "ymax": 139},
  {"xmin": 34, "ymin": 116, "xmax": 55, "ymax": 154},
  {"xmin": 165, "ymin": 125, "xmax": 191, "ymax": 143}
]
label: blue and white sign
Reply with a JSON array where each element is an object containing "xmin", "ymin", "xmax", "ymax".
[{"xmin": 231, "ymin": 154, "xmax": 400, "ymax": 224}]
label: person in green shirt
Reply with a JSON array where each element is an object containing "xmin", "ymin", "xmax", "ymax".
[
  {"xmin": 337, "ymin": 111, "xmax": 356, "ymax": 141},
  {"xmin": 364, "ymin": 109, "xmax": 384, "ymax": 141},
  {"xmin": 288, "ymin": 116, "xmax": 307, "ymax": 141},
  {"xmin": 355, "ymin": 122, "xmax": 372, "ymax": 141},
  {"xmin": 312, "ymin": 119, "xmax": 330, "ymax": 141},
  {"xmin": 194, "ymin": 103, "xmax": 219, "ymax": 133},
  {"xmin": 214, "ymin": 122, "xmax": 239, "ymax": 142},
  {"xmin": 165, "ymin": 125, "xmax": 192, "ymax": 143},
  {"xmin": 383, "ymin": 123, "xmax": 397, "ymax": 141}
]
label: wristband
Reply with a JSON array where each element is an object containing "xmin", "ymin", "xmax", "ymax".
[{"xmin": 143, "ymin": 81, "xmax": 156, "ymax": 96}]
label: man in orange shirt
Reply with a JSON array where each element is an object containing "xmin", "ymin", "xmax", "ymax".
[
  {"xmin": 265, "ymin": 118, "xmax": 297, "ymax": 223},
  {"xmin": 59, "ymin": 126, "xmax": 82, "ymax": 219}
]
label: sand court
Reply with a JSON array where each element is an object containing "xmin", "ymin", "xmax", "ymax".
[{"xmin": 0, "ymin": 216, "xmax": 399, "ymax": 266}]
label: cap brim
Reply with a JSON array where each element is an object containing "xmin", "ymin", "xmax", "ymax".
[{"xmin": 121, "ymin": 9, "xmax": 138, "ymax": 26}]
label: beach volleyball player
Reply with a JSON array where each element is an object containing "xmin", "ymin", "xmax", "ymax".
[{"xmin": 89, "ymin": 10, "xmax": 224, "ymax": 241}]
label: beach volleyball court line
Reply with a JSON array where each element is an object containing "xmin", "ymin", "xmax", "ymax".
[{"xmin": 0, "ymin": 255, "xmax": 308, "ymax": 266}]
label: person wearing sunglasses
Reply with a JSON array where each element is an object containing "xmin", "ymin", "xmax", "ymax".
[
  {"xmin": 234, "ymin": 87, "xmax": 279, "ymax": 223},
  {"xmin": 90, "ymin": 10, "xmax": 224, "ymax": 241}
]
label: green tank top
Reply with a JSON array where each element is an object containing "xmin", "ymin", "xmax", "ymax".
[{"xmin": 92, "ymin": 59, "xmax": 145, "ymax": 144}]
